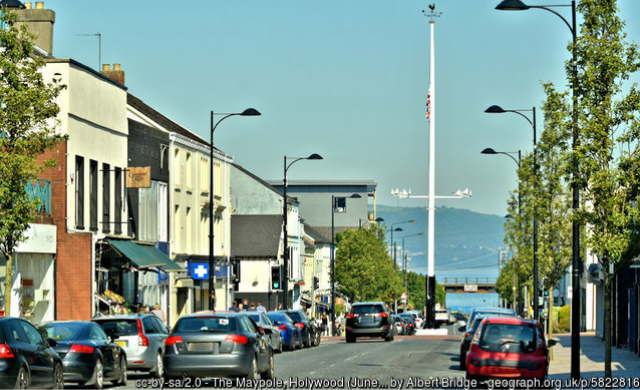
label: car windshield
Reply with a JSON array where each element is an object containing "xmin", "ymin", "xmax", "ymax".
[
  {"xmin": 248, "ymin": 314, "xmax": 262, "ymax": 324},
  {"xmin": 40, "ymin": 323, "xmax": 84, "ymax": 341},
  {"xmin": 285, "ymin": 311, "xmax": 305, "ymax": 322},
  {"xmin": 267, "ymin": 312, "xmax": 292, "ymax": 324},
  {"xmin": 176, "ymin": 316, "xmax": 237, "ymax": 333},
  {"xmin": 95, "ymin": 320, "xmax": 137, "ymax": 336},
  {"xmin": 479, "ymin": 323, "xmax": 536, "ymax": 353}
]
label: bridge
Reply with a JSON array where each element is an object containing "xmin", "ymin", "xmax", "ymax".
[{"xmin": 441, "ymin": 277, "xmax": 497, "ymax": 294}]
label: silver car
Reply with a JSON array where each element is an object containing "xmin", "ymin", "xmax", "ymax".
[
  {"xmin": 247, "ymin": 312, "xmax": 283, "ymax": 353},
  {"xmin": 93, "ymin": 313, "xmax": 168, "ymax": 377}
]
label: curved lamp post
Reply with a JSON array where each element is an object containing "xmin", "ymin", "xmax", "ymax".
[
  {"xmin": 486, "ymin": 105, "xmax": 540, "ymax": 322},
  {"xmin": 401, "ymin": 232, "xmax": 425, "ymax": 289},
  {"xmin": 282, "ymin": 153, "xmax": 323, "ymax": 310},
  {"xmin": 495, "ymin": 0, "xmax": 580, "ymax": 379},
  {"xmin": 209, "ymin": 108, "xmax": 260, "ymax": 311}
]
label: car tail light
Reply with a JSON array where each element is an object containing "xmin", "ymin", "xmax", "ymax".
[
  {"xmin": 137, "ymin": 319, "xmax": 149, "ymax": 347},
  {"xmin": 259, "ymin": 326, "xmax": 264, "ymax": 333},
  {"xmin": 0, "ymin": 343, "xmax": 14, "ymax": 358},
  {"xmin": 347, "ymin": 314, "xmax": 355, "ymax": 319},
  {"xmin": 378, "ymin": 313, "xmax": 388, "ymax": 318},
  {"xmin": 277, "ymin": 324, "xmax": 288, "ymax": 330},
  {"xmin": 165, "ymin": 336, "xmax": 183, "ymax": 346},
  {"xmin": 295, "ymin": 323, "xmax": 305, "ymax": 329},
  {"xmin": 69, "ymin": 344, "xmax": 95, "ymax": 354},
  {"xmin": 225, "ymin": 335, "xmax": 248, "ymax": 344}
]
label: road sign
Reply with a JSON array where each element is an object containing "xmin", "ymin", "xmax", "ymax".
[{"xmin": 400, "ymin": 292, "xmax": 408, "ymax": 300}]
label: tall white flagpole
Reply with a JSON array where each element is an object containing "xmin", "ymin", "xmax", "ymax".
[{"xmin": 424, "ymin": 4, "xmax": 441, "ymax": 329}]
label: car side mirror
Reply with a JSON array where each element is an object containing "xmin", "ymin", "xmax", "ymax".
[
  {"xmin": 548, "ymin": 339, "xmax": 558, "ymax": 347},
  {"xmin": 458, "ymin": 325, "xmax": 466, "ymax": 333},
  {"xmin": 47, "ymin": 338, "xmax": 58, "ymax": 347},
  {"xmin": 263, "ymin": 327, "xmax": 273, "ymax": 335},
  {"xmin": 273, "ymin": 321, "xmax": 280, "ymax": 326}
]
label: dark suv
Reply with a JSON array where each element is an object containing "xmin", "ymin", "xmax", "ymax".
[{"xmin": 345, "ymin": 302, "xmax": 394, "ymax": 343}]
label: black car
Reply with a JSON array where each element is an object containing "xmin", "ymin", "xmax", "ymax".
[
  {"xmin": 398, "ymin": 313, "xmax": 417, "ymax": 335},
  {"xmin": 345, "ymin": 302, "xmax": 394, "ymax": 343},
  {"xmin": 459, "ymin": 315, "xmax": 485, "ymax": 371},
  {"xmin": 280, "ymin": 310, "xmax": 320, "ymax": 347},
  {"xmin": 0, "ymin": 317, "xmax": 64, "ymax": 389},
  {"xmin": 163, "ymin": 312, "xmax": 274, "ymax": 379},
  {"xmin": 39, "ymin": 320, "xmax": 127, "ymax": 388}
]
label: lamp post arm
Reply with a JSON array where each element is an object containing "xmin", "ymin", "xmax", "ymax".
[
  {"xmin": 285, "ymin": 157, "xmax": 307, "ymax": 173},
  {"xmin": 530, "ymin": 5, "xmax": 575, "ymax": 35},
  {"xmin": 211, "ymin": 112, "xmax": 239, "ymax": 135},
  {"xmin": 497, "ymin": 151, "xmax": 521, "ymax": 167},
  {"xmin": 506, "ymin": 109, "xmax": 534, "ymax": 128}
]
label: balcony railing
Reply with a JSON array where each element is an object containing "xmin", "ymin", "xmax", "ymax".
[{"xmin": 25, "ymin": 179, "xmax": 52, "ymax": 216}]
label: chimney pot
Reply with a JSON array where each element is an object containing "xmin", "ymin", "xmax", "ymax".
[
  {"xmin": 102, "ymin": 64, "xmax": 110, "ymax": 71},
  {"xmin": 113, "ymin": 64, "xmax": 121, "ymax": 71},
  {"xmin": 35, "ymin": 1, "xmax": 43, "ymax": 9},
  {"xmin": 24, "ymin": 2, "xmax": 32, "ymax": 9}
]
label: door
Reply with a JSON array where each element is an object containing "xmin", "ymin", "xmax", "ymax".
[
  {"xmin": 91, "ymin": 324, "xmax": 119, "ymax": 380},
  {"xmin": 18, "ymin": 320, "xmax": 56, "ymax": 387}
]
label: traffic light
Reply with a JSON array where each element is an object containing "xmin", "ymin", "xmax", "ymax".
[
  {"xmin": 271, "ymin": 265, "xmax": 281, "ymax": 290},
  {"xmin": 313, "ymin": 276, "xmax": 319, "ymax": 290}
]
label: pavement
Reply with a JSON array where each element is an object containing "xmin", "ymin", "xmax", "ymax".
[{"xmin": 548, "ymin": 332, "xmax": 640, "ymax": 386}]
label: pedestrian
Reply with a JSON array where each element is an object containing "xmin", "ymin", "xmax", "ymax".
[
  {"xmin": 278, "ymin": 302, "xmax": 283, "ymax": 310},
  {"xmin": 238, "ymin": 303, "xmax": 244, "ymax": 311},
  {"xmin": 321, "ymin": 311, "xmax": 328, "ymax": 336},
  {"xmin": 152, "ymin": 303, "xmax": 165, "ymax": 323},
  {"xmin": 248, "ymin": 302, "xmax": 257, "ymax": 311},
  {"xmin": 256, "ymin": 301, "xmax": 267, "ymax": 312},
  {"xmin": 229, "ymin": 300, "xmax": 240, "ymax": 312}
]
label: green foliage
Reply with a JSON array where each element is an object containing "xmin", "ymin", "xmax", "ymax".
[
  {"xmin": 495, "ymin": 259, "xmax": 515, "ymax": 306},
  {"xmin": 556, "ymin": 305, "xmax": 571, "ymax": 333},
  {"xmin": 335, "ymin": 225, "xmax": 401, "ymax": 304},
  {"xmin": 0, "ymin": 10, "xmax": 66, "ymax": 258}
]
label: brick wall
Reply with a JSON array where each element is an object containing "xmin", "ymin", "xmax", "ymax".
[{"xmin": 39, "ymin": 141, "xmax": 93, "ymax": 320}]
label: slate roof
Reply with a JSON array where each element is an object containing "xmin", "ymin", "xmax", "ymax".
[
  {"xmin": 231, "ymin": 215, "xmax": 282, "ymax": 258},
  {"xmin": 127, "ymin": 93, "xmax": 211, "ymax": 147},
  {"xmin": 0, "ymin": 0, "xmax": 25, "ymax": 8},
  {"xmin": 304, "ymin": 224, "xmax": 331, "ymax": 244}
]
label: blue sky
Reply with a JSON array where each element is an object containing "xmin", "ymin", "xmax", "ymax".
[{"xmin": 48, "ymin": 0, "xmax": 640, "ymax": 216}]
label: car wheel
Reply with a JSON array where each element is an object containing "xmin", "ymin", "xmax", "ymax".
[
  {"xmin": 346, "ymin": 334, "xmax": 355, "ymax": 343},
  {"xmin": 260, "ymin": 353, "xmax": 275, "ymax": 380},
  {"xmin": 305, "ymin": 334, "xmax": 312, "ymax": 348},
  {"xmin": 246, "ymin": 356, "xmax": 258, "ymax": 380},
  {"xmin": 314, "ymin": 333, "xmax": 321, "ymax": 347},
  {"xmin": 15, "ymin": 366, "xmax": 30, "ymax": 389},
  {"xmin": 53, "ymin": 363, "xmax": 64, "ymax": 390},
  {"xmin": 90, "ymin": 358, "xmax": 104, "ymax": 389},
  {"xmin": 112, "ymin": 355, "xmax": 127, "ymax": 386},
  {"xmin": 153, "ymin": 352, "xmax": 164, "ymax": 378}
]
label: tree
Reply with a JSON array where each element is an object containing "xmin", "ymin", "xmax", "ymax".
[
  {"xmin": 0, "ymin": 9, "xmax": 66, "ymax": 315},
  {"xmin": 543, "ymin": 0, "xmax": 640, "ymax": 377},
  {"xmin": 334, "ymin": 225, "xmax": 401, "ymax": 304}
]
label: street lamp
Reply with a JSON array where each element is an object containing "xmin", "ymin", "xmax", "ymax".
[
  {"xmin": 494, "ymin": 0, "xmax": 580, "ymax": 379},
  {"xmin": 401, "ymin": 232, "xmax": 425, "ymax": 288},
  {"xmin": 360, "ymin": 217, "xmax": 384, "ymax": 228},
  {"xmin": 389, "ymin": 220, "xmax": 416, "ymax": 271},
  {"xmin": 331, "ymin": 193, "xmax": 361, "ymax": 336},
  {"xmin": 282, "ymin": 153, "xmax": 323, "ymax": 310},
  {"xmin": 485, "ymin": 105, "xmax": 540, "ymax": 321},
  {"xmin": 209, "ymin": 108, "xmax": 260, "ymax": 311},
  {"xmin": 482, "ymin": 147, "xmax": 523, "ymax": 314}
]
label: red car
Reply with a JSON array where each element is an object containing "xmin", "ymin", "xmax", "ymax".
[{"xmin": 466, "ymin": 317, "xmax": 556, "ymax": 382}]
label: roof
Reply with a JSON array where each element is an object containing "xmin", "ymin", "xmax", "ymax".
[
  {"xmin": 127, "ymin": 93, "xmax": 209, "ymax": 146},
  {"xmin": 232, "ymin": 163, "xmax": 283, "ymax": 197},
  {"xmin": 231, "ymin": 215, "xmax": 282, "ymax": 258},
  {"xmin": 0, "ymin": 0, "xmax": 25, "ymax": 8},
  {"xmin": 304, "ymin": 224, "xmax": 331, "ymax": 244}
]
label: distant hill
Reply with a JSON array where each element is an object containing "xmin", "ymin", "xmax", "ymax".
[{"xmin": 376, "ymin": 205, "xmax": 505, "ymax": 282}]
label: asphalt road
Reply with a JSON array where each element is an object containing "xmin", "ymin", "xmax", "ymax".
[{"xmin": 76, "ymin": 324, "xmax": 468, "ymax": 389}]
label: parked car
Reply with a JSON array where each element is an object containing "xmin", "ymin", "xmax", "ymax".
[
  {"xmin": 466, "ymin": 317, "xmax": 556, "ymax": 382},
  {"xmin": 266, "ymin": 312, "xmax": 302, "ymax": 351},
  {"xmin": 406, "ymin": 310, "xmax": 424, "ymax": 329},
  {"xmin": 39, "ymin": 320, "xmax": 127, "ymax": 388},
  {"xmin": 281, "ymin": 310, "xmax": 320, "ymax": 347},
  {"xmin": 458, "ymin": 315, "xmax": 486, "ymax": 370},
  {"xmin": 92, "ymin": 313, "xmax": 168, "ymax": 377},
  {"xmin": 466, "ymin": 307, "xmax": 517, "ymax": 332},
  {"xmin": 163, "ymin": 312, "xmax": 274, "ymax": 379},
  {"xmin": 392, "ymin": 315, "xmax": 406, "ymax": 335},
  {"xmin": 247, "ymin": 312, "xmax": 283, "ymax": 353},
  {"xmin": 345, "ymin": 302, "xmax": 394, "ymax": 343},
  {"xmin": 0, "ymin": 317, "xmax": 64, "ymax": 389},
  {"xmin": 398, "ymin": 313, "xmax": 417, "ymax": 335},
  {"xmin": 450, "ymin": 310, "xmax": 468, "ymax": 325}
]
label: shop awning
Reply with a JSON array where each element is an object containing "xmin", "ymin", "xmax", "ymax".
[{"xmin": 106, "ymin": 239, "xmax": 184, "ymax": 272}]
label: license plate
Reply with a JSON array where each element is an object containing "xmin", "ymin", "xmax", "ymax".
[
  {"xmin": 188, "ymin": 342, "xmax": 219, "ymax": 353},
  {"xmin": 115, "ymin": 341, "xmax": 126, "ymax": 347}
]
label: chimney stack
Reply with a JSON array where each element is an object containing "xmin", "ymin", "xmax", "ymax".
[
  {"xmin": 100, "ymin": 64, "xmax": 125, "ymax": 86},
  {"xmin": 16, "ymin": 1, "xmax": 55, "ymax": 56}
]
